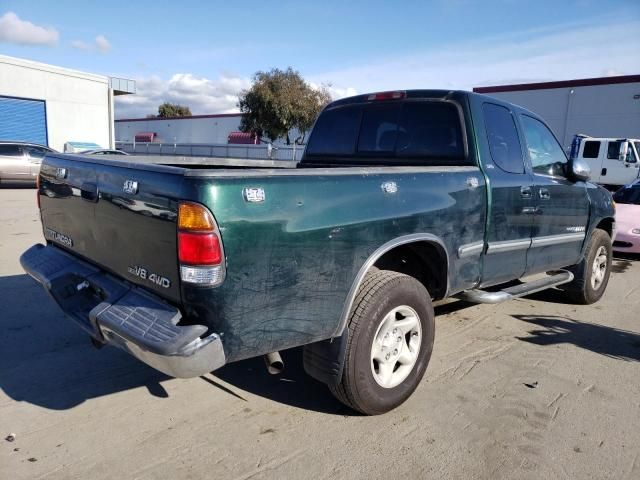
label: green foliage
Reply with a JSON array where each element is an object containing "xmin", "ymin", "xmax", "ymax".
[
  {"xmin": 238, "ymin": 67, "xmax": 332, "ymax": 144},
  {"xmin": 157, "ymin": 102, "xmax": 192, "ymax": 118}
]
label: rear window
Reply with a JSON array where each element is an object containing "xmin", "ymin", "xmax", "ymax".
[
  {"xmin": 613, "ymin": 184, "xmax": 640, "ymax": 205},
  {"xmin": 305, "ymin": 101, "xmax": 466, "ymax": 165}
]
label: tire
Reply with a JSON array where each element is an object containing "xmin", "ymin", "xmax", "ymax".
[
  {"xmin": 330, "ymin": 270, "xmax": 435, "ymax": 415},
  {"xmin": 561, "ymin": 228, "xmax": 612, "ymax": 304}
]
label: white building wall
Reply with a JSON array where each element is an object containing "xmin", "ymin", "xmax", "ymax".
[
  {"xmin": 115, "ymin": 116, "xmax": 305, "ymax": 146},
  {"xmin": 482, "ymin": 81, "xmax": 640, "ymax": 149},
  {"xmin": 115, "ymin": 116, "xmax": 243, "ymax": 144},
  {"xmin": 0, "ymin": 55, "xmax": 112, "ymax": 151}
]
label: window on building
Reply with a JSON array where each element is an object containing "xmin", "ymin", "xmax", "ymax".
[
  {"xmin": 582, "ymin": 141, "xmax": 601, "ymax": 159},
  {"xmin": 482, "ymin": 103, "xmax": 524, "ymax": 174}
]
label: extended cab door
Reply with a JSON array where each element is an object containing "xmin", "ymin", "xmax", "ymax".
[
  {"xmin": 478, "ymin": 102, "xmax": 535, "ymax": 286},
  {"xmin": 602, "ymin": 140, "xmax": 639, "ymax": 185},
  {"xmin": 519, "ymin": 114, "xmax": 590, "ymax": 274}
]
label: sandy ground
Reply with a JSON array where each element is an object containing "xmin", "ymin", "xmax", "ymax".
[{"xmin": 1, "ymin": 187, "xmax": 639, "ymax": 480}]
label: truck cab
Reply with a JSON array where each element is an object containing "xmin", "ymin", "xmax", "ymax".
[{"xmin": 571, "ymin": 136, "xmax": 640, "ymax": 187}]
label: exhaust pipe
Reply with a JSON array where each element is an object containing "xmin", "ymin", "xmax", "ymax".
[{"xmin": 264, "ymin": 351, "xmax": 284, "ymax": 375}]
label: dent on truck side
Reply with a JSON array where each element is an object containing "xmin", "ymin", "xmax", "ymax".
[{"xmin": 179, "ymin": 168, "xmax": 486, "ymax": 363}]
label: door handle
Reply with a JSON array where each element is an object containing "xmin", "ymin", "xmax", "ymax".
[
  {"xmin": 539, "ymin": 188, "xmax": 550, "ymax": 200},
  {"xmin": 601, "ymin": 168, "xmax": 607, "ymax": 176},
  {"xmin": 520, "ymin": 186, "xmax": 532, "ymax": 199}
]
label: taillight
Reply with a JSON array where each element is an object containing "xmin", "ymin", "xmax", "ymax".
[
  {"xmin": 367, "ymin": 91, "xmax": 406, "ymax": 101},
  {"xmin": 177, "ymin": 202, "xmax": 225, "ymax": 286}
]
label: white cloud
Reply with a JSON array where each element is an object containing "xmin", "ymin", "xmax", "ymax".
[
  {"xmin": 70, "ymin": 40, "xmax": 90, "ymax": 51},
  {"xmin": 0, "ymin": 11, "xmax": 59, "ymax": 46},
  {"xmin": 95, "ymin": 35, "xmax": 110, "ymax": 53},
  {"xmin": 308, "ymin": 82, "xmax": 358, "ymax": 100},
  {"xmin": 114, "ymin": 72, "xmax": 251, "ymax": 118},
  {"xmin": 309, "ymin": 19, "xmax": 640, "ymax": 94},
  {"xmin": 71, "ymin": 34, "xmax": 111, "ymax": 53}
]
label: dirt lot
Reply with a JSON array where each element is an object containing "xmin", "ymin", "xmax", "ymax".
[{"xmin": 1, "ymin": 187, "xmax": 639, "ymax": 480}]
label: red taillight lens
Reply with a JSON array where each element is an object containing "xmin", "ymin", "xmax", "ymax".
[
  {"xmin": 367, "ymin": 91, "xmax": 406, "ymax": 101},
  {"xmin": 178, "ymin": 231, "xmax": 222, "ymax": 265}
]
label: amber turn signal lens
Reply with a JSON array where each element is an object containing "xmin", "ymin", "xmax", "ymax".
[{"xmin": 178, "ymin": 202, "xmax": 216, "ymax": 231}]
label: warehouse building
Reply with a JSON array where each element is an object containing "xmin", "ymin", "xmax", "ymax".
[
  {"xmin": 474, "ymin": 75, "xmax": 640, "ymax": 149},
  {"xmin": 0, "ymin": 55, "xmax": 135, "ymax": 151},
  {"xmin": 115, "ymin": 113, "xmax": 243, "ymax": 145}
]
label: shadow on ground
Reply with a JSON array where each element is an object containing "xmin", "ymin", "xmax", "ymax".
[
  {"xmin": 513, "ymin": 314, "xmax": 640, "ymax": 362},
  {"xmin": 0, "ymin": 273, "xmax": 349, "ymax": 414}
]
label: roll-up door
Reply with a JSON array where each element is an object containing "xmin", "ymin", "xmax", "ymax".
[{"xmin": 0, "ymin": 96, "xmax": 48, "ymax": 145}]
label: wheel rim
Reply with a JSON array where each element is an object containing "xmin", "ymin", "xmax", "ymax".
[
  {"xmin": 591, "ymin": 245, "xmax": 608, "ymax": 290},
  {"xmin": 370, "ymin": 305, "xmax": 422, "ymax": 389}
]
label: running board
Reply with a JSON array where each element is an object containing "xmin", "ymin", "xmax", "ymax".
[{"xmin": 456, "ymin": 271, "xmax": 574, "ymax": 304}]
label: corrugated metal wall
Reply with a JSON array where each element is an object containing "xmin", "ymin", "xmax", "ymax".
[{"xmin": 0, "ymin": 95, "xmax": 47, "ymax": 145}]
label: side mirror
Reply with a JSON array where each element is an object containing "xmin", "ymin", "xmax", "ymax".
[
  {"xmin": 619, "ymin": 141, "xmax": 629, "ymax": 161},
  {"xmin": 570, "ymin": 157, "xmax": 591, "ymax": 182}
]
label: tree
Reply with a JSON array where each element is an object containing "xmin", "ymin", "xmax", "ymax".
[
  {"xmin": 238, "ymin": 67, "xmax": 331, "ymax": 144},
  {"xmin": 157, "ymin": 102, "xmax": 191, "ymax": 118}
]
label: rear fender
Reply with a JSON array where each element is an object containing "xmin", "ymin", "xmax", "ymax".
[{"xmin": 304, "ymin": 233, "xmax": 449, "ymax": 385}]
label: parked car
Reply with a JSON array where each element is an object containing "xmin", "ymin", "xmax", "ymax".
[
  {"xmin": 79, "ymin": 149, "xmax": 129, "ymax": 155},
  {"xmin": 612, "ymin": 181, "xmax": 640, "ymax": 254},
  {"xmin": 0, "ymin": 141, "xmax": 57, "ymax": 185},
  {"xmin": 570, "ymin": 135, "xmax": 640, "ymax": 188},
  {"xmin": 21, "ymin": 89, "xmax": 615, "ymax": 415}
]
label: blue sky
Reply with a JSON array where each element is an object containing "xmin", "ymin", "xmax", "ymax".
[{"xmin": 1, "ymin": 0, "xmax": 639, "ymax": 118}]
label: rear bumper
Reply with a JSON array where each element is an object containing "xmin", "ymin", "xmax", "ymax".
[{"xmin": 20, "ymin": 244, "xmax": 225, "ymax": 378}]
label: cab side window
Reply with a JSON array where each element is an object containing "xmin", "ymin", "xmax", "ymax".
[
  {"xmin": 607, "ymin": 141, "xmax": 622, "ymax": 160},
  {"xmin": 582, "ymin": 141, "xmax": 600, "ymax": 158},
  {"xmin": 520, "ymin": 115, "xmax": 568, "ymax": 177},
  {"xmin": 0, "ymin": 144, "xmax": 23, "ymax": 158},
  {"xmin": 25, "ymin": 146, "xmax": 48, "ymax": 159},
  {"xmin": 483, "ymin": 103, "xmax": 524, "ymax": 174}
]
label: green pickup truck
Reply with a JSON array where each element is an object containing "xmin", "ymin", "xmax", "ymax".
[{"xmin": 21, "ymin": 90, "xmax": 615, "ymax": 414}]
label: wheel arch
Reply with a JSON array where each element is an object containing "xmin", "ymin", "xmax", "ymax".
[
  {"xmin": 335, "ymin": 233, "xmax": 450, "ymax": 337},
  {"xmin": 304, "ymin": 233, "xmax": 449, "ymax": 387},
  {"xmin": 595, "ymin": 217, "xmax": 614, "ymax": 238}
]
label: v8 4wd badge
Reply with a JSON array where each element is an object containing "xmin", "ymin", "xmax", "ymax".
[{"xmin": 127, "ymin": 265, "xmax": 171, "ymax": 288}]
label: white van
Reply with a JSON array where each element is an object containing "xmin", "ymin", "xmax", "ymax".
[{"xmin": 571, "ymin": 136, "xmax": 640, "ymax": 187}]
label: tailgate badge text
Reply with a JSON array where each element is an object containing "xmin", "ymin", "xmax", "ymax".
[
  {"xmin": 44, "ymin": 227, "xmax": 73, "ymax": 247},
  {"xmin": 127, "ymin": 265, "xmax": 171, "ymax": 288}
]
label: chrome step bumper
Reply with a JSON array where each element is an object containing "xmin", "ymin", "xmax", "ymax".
[{"xmin": 20, "ymin": 243, "xmax": 225, "ymax": 378}]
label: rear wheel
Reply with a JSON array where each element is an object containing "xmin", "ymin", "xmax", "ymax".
[
  {"xmin": 330, "ymin": 270, "xmax": 435, "ymax": 415},
  {"xmin": 561, "ymin": 228, "xmax": 612, "ymax": 304}
]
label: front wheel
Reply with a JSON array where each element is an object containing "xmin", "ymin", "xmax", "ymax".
[
  {"xmin": 330, "ymin": 270, "xmax": 435, "ymax": 415},
  {"xmin": 561, "ymin": 228, "xmax": 612, "ymax": 304}
]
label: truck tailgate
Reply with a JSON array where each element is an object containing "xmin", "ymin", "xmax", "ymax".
[{"xmin": 39, "ymin": 155, "xmax": 183, "ymax": 303}]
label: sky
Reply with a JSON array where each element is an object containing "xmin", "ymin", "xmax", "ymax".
[{"xmin": 1, "ymin": 0, "xmax": 639, "ymax": 119}]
